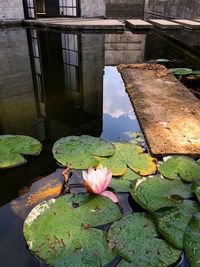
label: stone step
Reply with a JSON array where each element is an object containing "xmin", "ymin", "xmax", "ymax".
[
  {"xmin": 125, "ymin": 19, "xmax": 153, "ymax": 30},
  {"xmin": 174, "ymin": 19, "xmax": 200, "ymax": 29},
  {"xmin": 149, "ymin": 19, "xmax": 182, "ymax": 29},
  {"xmin": 118, "ymin": 63, "xmax": 200, "ymax": 158}
]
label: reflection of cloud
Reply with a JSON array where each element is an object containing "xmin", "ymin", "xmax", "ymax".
[{"xmin": 103, "ymin": 66, "xmax": 136, "ymax": 120}]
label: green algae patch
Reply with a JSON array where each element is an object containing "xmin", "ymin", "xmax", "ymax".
[{"xmin": 0, "ymin": 135, "xmax": 42, "ymax": 169}]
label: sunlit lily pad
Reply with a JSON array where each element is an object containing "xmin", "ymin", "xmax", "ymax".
[
  {"xmin": 192, "ymin": 179, "xmax": 200, "ymax": 202},
  {"xmin": 107, "ymin": 213, "xmax": 181, "ymax": 266},
  {"xmin": 130, "ymin": 175, "xmax": 192, "ymax": 213},
  {"xmin": 52, "ymin": 135, "xmax": 115, "ymax": 169},
  {"xmin": 184, "ymin": 213, "xmax": 200, "ymax": 267},
  {"xmin": 155, "ymin": 200, "xmax": 200, "ymax": 249},
  {"xmin": 170, "ymin": 68, "xmax": 192, "ymax": 75},
  {"xmin": 0, "ymin": 135, "xmax": 42, "ymax": 169},
  {"xmin": 158, "ymin": 156, "xmax": 200, "ymax": 182},
  {"xmin": 24, "ymin": 194, "xmax": 122, "ymax": 267}
]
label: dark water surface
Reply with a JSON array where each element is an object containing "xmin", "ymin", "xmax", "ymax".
[{"xmin": 0, "ymin": 26, "xmax": 200, "ymax": 267}]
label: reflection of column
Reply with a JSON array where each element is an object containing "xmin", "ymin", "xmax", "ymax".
[
  {"xmin": 0, "ymin": 28, "xmax": 38, "ymax": 137},
  {"xmin": 105, "ymin": 31, "xmax": 146, "ymax": 66}
]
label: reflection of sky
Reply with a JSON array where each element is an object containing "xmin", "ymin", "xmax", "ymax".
[{"xmin": 101, "ymin": 66, "xmax": 140, "ymax": 140}]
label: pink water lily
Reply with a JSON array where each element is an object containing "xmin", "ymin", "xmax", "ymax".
[{"xmin": 82, "ymin": 165, "xmax": 118, "ymax": 203}]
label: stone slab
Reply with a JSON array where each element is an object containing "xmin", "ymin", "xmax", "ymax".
[
  {"xmin": 118, "ymin": 63, "xmax": 200, "ymax": 158},
  {"xmin": 23, "ymin": 18, "xmax": 124, "ymax": 30},
  {"xmin": 149, "ymin": 19, "xmax": 182, "ymax": 29},
  {"xmin": 125, "ymin": 19, "xmax": 153, "ymax": 30},
  {"xmin": 174, "ymin": 19, "xmax": 200, "ymax": 29}
]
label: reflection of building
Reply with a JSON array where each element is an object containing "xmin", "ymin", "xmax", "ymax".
[
  {"xmin": 27, "ymin": 29, "xmax": 104, "ymax": 141},
  {"xmin": 0, "ymin": 28, "xmax": 38, "ymax": 137},
  {"xmin": 105, "ymin": 31, "xmax": 146, "ymax": 65}
]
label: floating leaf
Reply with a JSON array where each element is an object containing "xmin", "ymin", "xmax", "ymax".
[
  {"xmin": 192, "ymin": 70, "xmax": 200, "ymax": 77},
  {"xmin": 156, "ymin": 59, "xmax": 170, "ymax": 63},
  {"xmin": 52, "ymin": 135, "xmax": 115, "ymax": 169},
  {"xmin": 109, "ymin": 178, "xmax": 131, "ymax": 193},
  {"xmin": 24, "ymin": 194, "xmax": 122, "ymax": 267},
  {"xmin": 0, "ymin": 135, "xmax": 42, "ymax": 169},
  {"xmin": 155, "ymin": 200, "xmax": 200, "ymax": 249},
  {"xmin": 184, "ymin": 213, "xmax": 200, "ymax": 267},
  {"xmin": 192, "ymin": 179, "xmax": 200, "ymax": 202},
  {"xmin": 118, "ymin": 168, "xmax": 141, "ymax": 181},
  {"xmin": 170, "ymin": 68, "xmax": 192, "ymax": 75},
  {"xmin": 158, "ymin": 156, "xmax": 200, "ymax": 182},
  {"xmin": 130, "ymin": 175, "xmax": 192, "ymax": 213},
  {"xmin": 107, "ymin": 213, "xmax": 181, "ymax": 266}
]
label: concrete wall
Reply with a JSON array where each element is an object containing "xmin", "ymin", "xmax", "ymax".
[
  {"xmin": 80, "ymin": 0, "xmax": 106, "ymax": 17},
  {"xmin": 0, "ymin": 0, "xmax": 24, "ymax": 20},
  {"xmin": 105, "ymin": 31, "xmax": 146, "ymax": 65},
  {"xmin": 106, "ymin": 0, "xmax": 144, "ymax": 18},
  {"xmin": 144, "ymin": 0, "xmax": 200, "ymax": 19},
  {"xmin": 0, "ymin": 28, "xmax": 38, "ymax": 137}
]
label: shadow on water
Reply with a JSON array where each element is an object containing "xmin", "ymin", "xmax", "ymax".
[{"xmin": 0, "ymin": 26, "xmax": 199, "ymax": 267}]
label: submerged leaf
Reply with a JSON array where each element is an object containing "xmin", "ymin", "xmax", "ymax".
[
  {"xmin": 107, "ymin": 213, "xmax": 181, "ymax": 266},
  {"xmin": 0, "ymin": 135, "xmax": 42, "ymax": 169},
  {"xmin": 158, "ymin": 156, "xmax": 200, "ymax": 182},
  {"xmin": 130, "ymin": 175, "xmax": 192, "ymax": 213},
  {"xmin": 24, "ymin": 194, "xmax": 122, "ymax": 267}
]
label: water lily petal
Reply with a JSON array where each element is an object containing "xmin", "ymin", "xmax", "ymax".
[{"xmin": 101, "ymin": 190, "xmax": 118, "ymax": 203}]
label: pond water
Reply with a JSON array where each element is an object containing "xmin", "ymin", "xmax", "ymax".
[{"xmin": 0, "ymin": 26, "xmax": 200, "ymax": 267}]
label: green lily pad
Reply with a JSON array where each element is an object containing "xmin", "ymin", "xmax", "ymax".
[
  {"xmin": 192, "ymin": 179, "xmax": 200, "ymax": 202},
  {"xmin": 107, "ymin": 213, "xmax": 181, "ymax": 266},
  {"xmin": 156, "ymin": 59, "xmax": 170, "ymax": 63},
  {"xmin": 0, "ymin": 135, "xmax": 42, "ymax": 169},
  {"xmin": 155, "ymin": 200, "xmax": 200, "ymax": 249},
  {"xmin": 184, "ymin": 213, "xmax": 200, "ymax": 267},
  {"xmin": 109, "ymin": 178, "xmax": 131, "ymax": 193},
  {"xmin": 192, "ymin": 70, "xmax": 200, "ymax": 77},
  {"xmin": 97, "ymin": 141, "xmax": 156, "ymax": 176},
  {"xmin": 130, "ymin": 175, "xmax": 192, "ymax": 213},
  {"xmin": 170, "ymin": 68, "xmax": 192, "ymax": 75},
  {"xmin": 158, "ymin": 156, "xmax": 200, "ymax": 182},
  {"xmin": 52, "ymin": 135, "xmax": 115, "ymax": 169},
  {"xmin": 24, "ymin": 194, "xmax": 122, "ymax": 267},
  {"xmin": 118, "ymin": 168, "xmax": 141, "ymax": 181}
]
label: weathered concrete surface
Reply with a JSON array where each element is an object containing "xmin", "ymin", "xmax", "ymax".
[
  {"xmin": 174, "ymin": 19, "xmax": 200, "ymax": 29},
  {"xmin": 126, "ymin": 19, "xmax": 153, "ymax": 30},
  {"xmin": 144, "ymin": 0, "xmax": 200, "ymax": 19},
  {"xmin": 149, "ymin": 19, "xmax": 182, "ymax": 29},
  {"xmin": 0, "ymin": 0, "xmax": 24, "ymax": 21},
  {"xmin": 80, "ymin": 0, "xmax": 106, "ymax": 18},
  {"xmin": 106, "ymin": 0, "xmax": 145, "ymax": 18},
  {"xmin": 23, "ymin": 18, "xmax": 124, "ymax": 30},
  {"xmin": 118, "ymin": 63, "xmax": 200, "ymax": 157}
]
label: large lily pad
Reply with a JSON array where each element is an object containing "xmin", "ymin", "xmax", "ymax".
[
  {"xmin": 155, "ymin": 200, "xmax": 200, "ymax": 249},
  {"xmin": 97, "ymin": 141, "xmax": 156, "ymax": 176},
  {"xmin": 158, "ymin": 156, "xmax": 200, "ymax": 182},
  {"xmin": 107, "ymin": 213, "xmax": 181, "ymax": 266},
  {"xmin": 24, "ymin": 194, "xmax": 122, "ymax": 267},
  {"xmin": 170, "ymin": 68, "xmax": 192, "ymax": 75},
  {"xmin": 192, "ymin": 179, "xmax": 200, "ymax": 202},
  {"xmin": 130, "ymin": 175, "xmax": 192, "ymax": 213},
  {"xmin": 184, "ymin": 213, "xmax": 200, "ymax": 267},
  {"xmin": 52, "ymin": 135, "xmax": 115, "ymax": 169},
  {"xmin": 0, "ymin": 135, "xmax": 42, "ymax": 169}
]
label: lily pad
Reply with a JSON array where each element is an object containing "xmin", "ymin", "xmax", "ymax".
[
  {"xmin": 184, "ymin": 213, "xmax": 200, "ymax": 267},
  {"xmin": 158, "ymin": 156, "xmax": 200, "ymax": 182},
  {"xmin": 192, "ymin": 179, "xmax": 200, "ymax": 202},
  {"xmin": 170, "ymin": 68, "xmax": 192, "ymax": 75},
  {"xmin": 107, "ymin": 213, "xmax": 181, "ymax": 266},
  {"xmin": 109, "ymin": 178, "xmax": 131, "ymax": 193},
  {"xmin": 130, "ymin": 175, "xmax": 192, "ymax": 213},
  {"xmin": 156, "ymin": 59, "xmax": 170, "ymax": 63},
  {"xmin": 155, "ymin": 200, "xmax": 200, "ymax": 249},
  {"xmin": 0, "ymin": 135, "xmax": 42, "ymax": 169},
  {"xmin": 192, "ymin": 70, "xmax": 200, "ymax": 77},
  {"xmin": 97, "ymin": 141, "xmax": 156, "ymax": 176},
  {"xmin": 24, "ymin": 194, "xmax": 122, "ymax": 267},
  {"xmin": 52, "ymin": 135, "xmax": 115, "ymax": 169}
]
